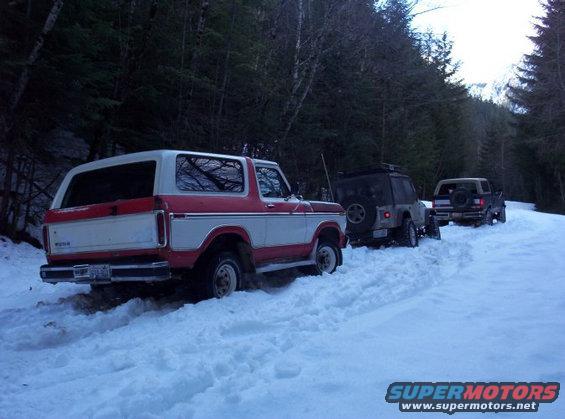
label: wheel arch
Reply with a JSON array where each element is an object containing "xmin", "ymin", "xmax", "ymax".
[
  {"xmin": 313, "ymin": 222, "xmax": 343, "ymax": 266},
  {"xmin": 197, "ymin": 228, "xmax": 255, "ymax": 273}
]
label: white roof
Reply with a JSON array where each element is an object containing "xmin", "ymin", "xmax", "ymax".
[
  {"xmin": 71, "ymin": 149, "xmax": 250, "ymax": 173},
  {"xmin": 51, "ymin": 150, "xmax": 253, "ymax": 208},
  {"xmin": 253, "ymin": 158, "xmax": 279, "ymax": 166}
]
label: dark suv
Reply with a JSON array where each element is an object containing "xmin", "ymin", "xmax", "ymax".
[
  {"xmin": 432, "ymin": 178, "xmax": 506, "ymax": 226},
  {"xmin": 332, "ymin": 165, "xmax": 441, "ymax": 247}
]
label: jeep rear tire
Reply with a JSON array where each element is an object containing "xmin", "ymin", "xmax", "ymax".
[
  {"xmin": 425, "ymin": 216, "xmax": 442, "ymax": 240},
  {"xmin": 396, "ymin": 218, "xmax": 419, "ymax": 247},
  {"xmin": 200, "ymin": 252, "xmax": 242, "ymax": 299},
  {"xmin": 341, "ymin": 195, "xmax": 376, "ymax": 234}
]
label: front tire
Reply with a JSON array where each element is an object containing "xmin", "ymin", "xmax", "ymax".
[
  {"xmin": 200, "ymin": 252, "xmax": 242, "ymax": 299},
  {"xmin": 301, "ymin": 241, "xmax": 341, "ymax": 276},
  {"xmin": 396, "ymin": 218, "xmax": 419, "ymax": 247}
]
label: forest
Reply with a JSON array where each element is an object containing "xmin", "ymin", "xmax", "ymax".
[{"xmin": 0, "ymin": 0, "xmax": 563, "ymax": 240}]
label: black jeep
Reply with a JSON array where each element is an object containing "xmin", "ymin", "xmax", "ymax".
[
  {"xmin": 332, "ymin": 164, "xmax": 441, "ymax": 247},
  {"xmin": 432, "ymin": 178, "xmax": 506, "ymax": 226}
]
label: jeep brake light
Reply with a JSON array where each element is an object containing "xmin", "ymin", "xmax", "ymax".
[
  {"xmin": 384, "ymin": 211, "xmax": 391, "ymax": 219},
  {"xmin": 479, "ymin": 198, "xmax": 485, "ymax": 208},
  {"xmin": 42, "ymin": 225, "xmax": 50, "ymax": 253}
]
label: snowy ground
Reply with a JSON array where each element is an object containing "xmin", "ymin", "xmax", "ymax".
[{"xmin": 1, "ymin": 202, "xmax": 564, "ymax": 418}]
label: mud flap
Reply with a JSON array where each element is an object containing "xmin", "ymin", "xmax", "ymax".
[{"xmin": 425, "ymin": 215, "xmax": 442, "ymax": 240}]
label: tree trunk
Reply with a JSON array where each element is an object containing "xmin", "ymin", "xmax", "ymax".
[
  {"xmin": 214, "ymin": 0, "xmax": 237, "ymax": 148},
  {"xmin": 0, "ymin": 147, "xmax": 16, "ymax": 231},
  {"xmin": 0, "ymin": 0, "xmax": 64, "ymax": 231},
  {"xmin": 23, "ymin": 160, "xmax": 35, "ymax": 232},
  {"xmin": 380, "ymin": 101, "xmax": 386, "ymax": 162},
  {"xmin": 8, "ymin": 0, "xmax": 64, "ymax": 117},
  {"xmin": 177, "ymin": 0, "xmax": 190, "ymax": 123},
  {"xmin": 188, "ymin": 0, "xmax": 210, "ymax": 100}
]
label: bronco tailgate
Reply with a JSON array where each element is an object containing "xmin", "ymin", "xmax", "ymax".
[{"xmin": 46, "ymin": 211, "xmax": 162, "ymax": 255}]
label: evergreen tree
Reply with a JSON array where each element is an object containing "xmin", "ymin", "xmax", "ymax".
[{"xmin": 509, "ymin": 0, "xmax": 565, "ymax": 212}]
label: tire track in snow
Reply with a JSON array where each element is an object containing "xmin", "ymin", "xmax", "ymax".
[{"xmin": 1, "ymin": 203, "xmax": 550, "ymax": 417}]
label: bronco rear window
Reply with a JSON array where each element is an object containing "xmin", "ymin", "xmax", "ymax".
[
  {"xmin": 176, "ymin": 155, "xmax": 244, "ymax": 193},
  {"xmin": 61, "ymin": 161, "xmax": 156, "ymax": 208}
]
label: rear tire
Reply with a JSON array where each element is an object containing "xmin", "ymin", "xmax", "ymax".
[
  {"xmin": 341, "ymin": 195, "xmax": 377, "ymax": 234},
  {"xmin": 396, "ymin": 218, "xmax": 419, "ymax": 247},
  {"xmin": 425, "ymin": 216, "xmax": 442, "ymax": 240},
  {"xmin": 300, "ymin": 241, "xmax": 341, "ymax": 276},
  {"xmin": 199, "ymin": 252, "xmax": 242, "ymax": 299}
]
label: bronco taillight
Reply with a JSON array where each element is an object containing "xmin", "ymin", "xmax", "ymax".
[
  {"xmin": 42, "ymin": 225, "xmax": 50, "ymax": 253},
  {"xmin": 479, "ymin": 198, "xmax": 485, "ymax": 208},
  {"xmin": 156, "ymin": 212, "xmax": 166, "ymax": 246},
  {"xmin": 154, "ymin": 195, "xmax": 165, "ymax": 210}
]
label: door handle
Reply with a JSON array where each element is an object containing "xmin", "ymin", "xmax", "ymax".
[{"xmin": 265, "ymin": 203, "xmax": 275, "ymax": 208}]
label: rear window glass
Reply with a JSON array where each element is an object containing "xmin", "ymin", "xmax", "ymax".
[
  {"xmin": 391, "ymin": 176, "xmax": 417, "ymax": 204},
  {"xmin": 437, "ymin": 182, "xmax": 478, "ymax": 195},
  {"xmin": 62, "ymin": 161, "xmax": 156, "ymax": 208},
  {"xmin": 334, "ymin": 174, "xmax": 392, "ymax": 205},
  {"xmin": 481, "ymin": 181, "xmax": 490, "ymax": 192},
  {"xmin": 176, "ymin": 155, "xmax": 244, "ymax": 193}
]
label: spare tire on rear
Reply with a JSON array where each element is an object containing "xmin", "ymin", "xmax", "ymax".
[
  {"xmin": 341, "ymin": 195, "xmax": 376, "ymax": 234},
  {"xmin": 449, "ymin": 187, "xmax": 473, "ymax": 210}
]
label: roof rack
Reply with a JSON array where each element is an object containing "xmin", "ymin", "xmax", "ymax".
[{"xmin": 336, "ymin": 162, "xmax": 406, "ymax": 178}]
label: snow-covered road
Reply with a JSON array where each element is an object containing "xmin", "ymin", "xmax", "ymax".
[{"xmin": 1, "ymin": 202, "xmax": 564, "ymax": 418}]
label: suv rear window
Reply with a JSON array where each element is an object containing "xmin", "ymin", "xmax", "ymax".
[
  {"xmin": 62, "ymin": 161, "xmax": 156, "ymax": 208},
  {"xmin": 334, "ymin": 174, "xmax": 392, "ymax": 205},
  {"xmin": 480, "ymin": 181, "xmax": 490, "ymax": 193},
  {"xmin": 437, "ymin": 182, "xmax": 478, "ymax": 195},
  {"xmin": 176, "ymin": 155, "xmax": 244, "ymax": 193},
  {"xmin": 391, "ymin": 176, "xmax": 417, "ymax": 204}
]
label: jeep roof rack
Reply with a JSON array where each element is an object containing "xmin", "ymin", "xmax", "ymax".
[{"xmin": 336, "ymin": 162, "xmax": 406, "ymax": 179}]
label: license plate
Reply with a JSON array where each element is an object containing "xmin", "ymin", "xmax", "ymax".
[
  {"xmin": 89, "ymin": 265, "xmax": 111, "ymax": 280},
  {"xmin": 372, "ymin": 229, "xmax": 388, "ymax": 239},
  {"xmin": 452, "ymin": 212, "xmax": 462, "ymax": 218},
  {"xmin": 74, "ymin": 264, "xmax": 111, "ymax": 280}
]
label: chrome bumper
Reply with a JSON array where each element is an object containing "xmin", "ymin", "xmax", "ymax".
[{"xmin": 40, "ymin": 261, "xmax": 170, "ymax": 284}]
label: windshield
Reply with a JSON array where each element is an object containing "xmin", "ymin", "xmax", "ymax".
[{"xmin": 61, "ymin": 161, "xmax": 156, "ymax": 208}]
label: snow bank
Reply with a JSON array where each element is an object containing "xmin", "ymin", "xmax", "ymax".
[{"xmin": 0, "ymin": 202, "xmax": 564, "ymax": 418}]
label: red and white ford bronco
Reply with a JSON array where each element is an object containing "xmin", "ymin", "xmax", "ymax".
[{"xmin": 40, "ymin": 150, "xmax": 347, "ymax": 298}]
